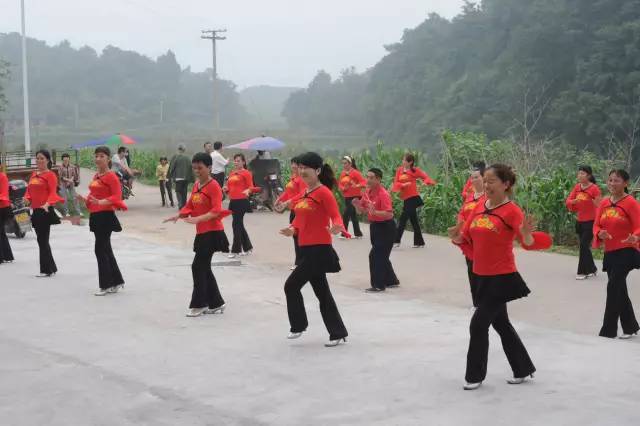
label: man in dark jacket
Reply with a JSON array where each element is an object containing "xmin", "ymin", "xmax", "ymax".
[{"xmin": 168, "ymin": 144, "xmax": 193, "ymax": 209}]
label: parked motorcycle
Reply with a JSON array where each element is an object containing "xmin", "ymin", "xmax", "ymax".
[{"xmin": 4, "ymin": 179, "xmax": 31, "ymax": 239}]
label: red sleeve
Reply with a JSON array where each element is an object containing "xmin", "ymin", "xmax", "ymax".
[
  {"xmin": 245, "ymin": 171, "xmax": 262, "ymax": 193},
  {"xmin": 627, "ymin": 198, "xmax": 640, "ymax": 238},
  {"xmin": 592, "ymin": 200, "xmax": 605, "ymax": 248},
  {"xmin": 352, "ymin": 170, "xmax": 366, "ymax": 189},
  {"xmin": 46, "ymin": 172, "xmax": 64, "ymax": 205},
  {"xmin": 322, "ymin": 187, "xmax": 344, "ymax": 227},
  {"xmin": 391, "ymin": 168, "xmax": 402, "ymax": 192},
  {"xmin": 207, "ymin": 182, "xmax": 224, "ymax": 215},
  {"xmin": 179, "ymin": 185, "xmax": 197, "ymax": 217},
  {"xmin": 416, "ymin": 168, "xmax": 436, "ymax": 186},
  {"xmin": 0, "ymin": 173, "xmax": 9, "ymax": 203},
  {"xmin": 24, "ymin": 172, "xmax": 34, "ymax": 201},
  {"xmin": 105, "ymin": 173, "xmax": 127, "ymax": 210},
  {"xmin": 461, "ymin": 178, "xmax": 473, "ymax": 198},
  {"xmin": 565, "ymin": 185, "xmax": 579, "ymax": 212}
]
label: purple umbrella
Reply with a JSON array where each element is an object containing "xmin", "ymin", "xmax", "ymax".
[{"xmin": 227, "ymin": 136, "xmax": 285, "ymax": 151}]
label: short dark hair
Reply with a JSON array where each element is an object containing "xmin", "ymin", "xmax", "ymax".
[
  {"xmin": 368, "ymin": 167, "xmax": 383, "ymax": 180},
  {"xmin": 213, "ymin": 141, "xmax": 223, "ymax": 150},
  {"xmin": 95, "ymin": 146, "xmax": 111, "ymax": 157},
  {"xmin": 159, "ymin": 156, "xmax": 168, "ymax": 161},
  {"xmin": 192, "ymin": 152, "xmax": 212, "ymax": 167},
  {"xmin": 61, "ymin": 153, "xmax": 70, "ymax": 159},
  {"xmin": 117, "ymin": 147, "xmax": 127, "ymax": 154},
  {"xmin": 204, "ymin": 141, "xmax": 213, "ymax": 148}
]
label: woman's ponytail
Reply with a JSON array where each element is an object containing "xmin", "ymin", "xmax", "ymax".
[{"xmin": 319, "ymin": 163, "xmax": 337, "ymax": 190}]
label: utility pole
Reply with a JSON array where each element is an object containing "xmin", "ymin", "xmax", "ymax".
[
  {"xmin": 201, "ymin": 29, "xmax": 226, "ymax": 130},
  {"xmin": 160, "ymin": 99, "xmax": 164, "ymax": 123},
  {"xmin": 21, "ymin": 0, "xmax": 32, "ymax": 156}
]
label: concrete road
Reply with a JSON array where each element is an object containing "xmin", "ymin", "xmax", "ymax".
[{"xmin": 0, "ymin": 172, "xmax": 637, "ymax": 425}]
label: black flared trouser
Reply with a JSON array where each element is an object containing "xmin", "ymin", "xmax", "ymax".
[
  {"xmin": 395, "ymin": 198, "xmax": 425, "ymax": 246},
  {"xmin": 190, "ymin": 236, "xmax": 225, "ymax": 310},
  {"xmin": 230, "ymin": 199, "xmax": 253, "ymax": 254},
  {"xmin": 94, "ymin": 231, "xmax": 124, "ymax": 289},
  {"xmin": 465, "ymin": 257, "xmax": 479, "ymax": 308},
  {"xmin": 599, "ymin": 267, "xmax": 640, "ymax": 338},
  {"xmin": 369, "ymin": 220, "xmax": 398, "ymax": 289},
  {"xmin": 576, "ymin": 221, "xmax": 597, "ymax": 275},
  {"xmin": 465, "ymin": 301, "xmax": 535, "ymax": 383},
  {"xmin": 0, "ymin": 207, "xmax": 14, "ymax": 263},
  {"xmin": 34, "ymin": 221, "xmax": 57, "ymax": 275},
  {"xmin": 342, "ymin": 196, "xmax": 362, "ymax": 237},
  {"xmin": 285, "ymin": 263, "xmax": 348, "ymax": 340}
]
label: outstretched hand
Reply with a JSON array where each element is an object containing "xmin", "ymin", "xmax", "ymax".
[
  {"xmin": 520, "ymin": 215, "xmax": 537, "ymax": 235},
  {"xmin": 598, "ymin": 230, "xmax": 612, "ymax": 240},
  {"xmin": 622, "ymin": 234, "xmax": 640, "ymax": 245},
  {"xmin": 280, "ymin": 227, "xmax": 295, "ymax": 237},
  {"xmin": 163, "ymin": 215, "xmax": 180, "ymax": 224},
  {"xmin": 329, "ymin": 224, "xmax": 343, "ymax": 235}
]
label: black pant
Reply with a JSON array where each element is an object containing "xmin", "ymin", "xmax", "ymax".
[
  {"xmin": 369, "ymin": 220, "xmax": 398, "ymax": 289},
  {"xmin": 0, "ymin": 207, "xmax": 14, "ymax": 263},
  {"xmin": 190, "ymin": 235, "xmax": 225, "ymax": 309},
  {"xmin": 576, "ymin": 221, "xmax": 597, "ymax": 275},
  {"xmin": 395, "ymin": 200, "xmax": 425, "ymax": 246},
  {"xmin": 599, "ymin": 267, "xmax": 640, "ymax": 338},
  {"xmin": 94, "ymin": 231, "xmax": 124, "ymax": 289},
  {"xmin": 175, "ymin": 180, "xmax": 189, "ymax": 209},
  {"xmin": 290, "ymin": 211, "xmax": 301, "ymax": 266},
  {"xmin": 230, "ymin": 199, "xmax": 253, "ymax": 254},
  {"xmin": 285, "ymin": 263, "xmax": 348, "ymax": 340},
  {"xmin": 342, "ymin": 197, "xmax": 362, "ymax": 237},
  {"xmin": 213, "ymin": 172, "xmax": 225, "ymax": 189},
  {"xmin": 465, "ymin": 301, "xmax": 535, "ymax": 383},
  {"xmin": 465, "ymin": 258, "xmax": 479, "ymax": 307},
  {"xmin": 33, "ymin": 221, "xmax": 57, "ymax": 275},
  {"xmin": 159, "ymin": 180, "xmax": 174, "ymax": 206}
]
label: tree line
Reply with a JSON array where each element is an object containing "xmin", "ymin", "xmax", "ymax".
[{"xmin": 283, "ymin": 0, "xmax": 640, "ymax": 163}]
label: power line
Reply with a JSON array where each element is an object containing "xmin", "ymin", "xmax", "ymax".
[{"xmin": 201, "ymin": 29, "xmax": 226, "ymax": 131}]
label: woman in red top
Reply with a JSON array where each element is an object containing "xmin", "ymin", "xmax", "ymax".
[
  {"xmin": 566, "ymin": 165, "xmax": 601, "ymax": 280},
  {"xmin": 165, "ymin": 153, "xmax": 231, "ymax": 317},
  {"xmin": 0, "ymin": 165, "xmax": 14, "ymax": 264},
  {"xmin": 391, "ymin": 153, "xmax": 436, "ymax": 248},
  {"xmin": 275, "ymin": 156, "xmax": 307, "ymax": 268},
  {"xmin": 460, "ymin": 161, "xmax": 486, "ymax": 200},
  {"xmin": 76, "ymin": 147, "xmax": 127, "ymax": 296},
  {"xmin": 452, "ymin": 164, "xmax": 542, "ymax": 390},
  {"xmin": 338, "ymin": 156, "xmax": 366, "ymax": 239},
  {"xmin": 449, "ymin": 164, "xmax": 486, "ymax": 307},
  {"xmin": 279, "ymin": 152, "xmax": 348, "ymax": 347},
  {"xmin": 593, "ymin": 169, "xmax": 640, "ymax": 339},
  {"xmin": 223, "ymin": 153, "xmax": 260, "ymax": 257},
  {"xmin": 354, "ymin": 167, "xmax": 399, "ymax": 292},
  {"xmin": 25, "ymin": 150, "xmax": 63, "ymax": 277}
]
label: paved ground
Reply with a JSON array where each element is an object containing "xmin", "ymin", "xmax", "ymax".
[{"xmin": 1, "ymin": 173, "xmax": 639, "ymax": 425}]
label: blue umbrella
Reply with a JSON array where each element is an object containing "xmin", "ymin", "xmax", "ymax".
[{"xmin": 227, "ymin": 136, "xmax": 285, "ymax": 151}]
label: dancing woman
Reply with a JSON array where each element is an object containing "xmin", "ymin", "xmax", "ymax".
[
  {"xmin": 593, "ymin": 169, "xmax": 640, "ymax": 339},
  {"xmin": 279, "ymin": 152, "xmax": 349, "ymax": 347},
  {"xmin": 0, "ymin": 167, "xmax": 14, "ymax": 264},
  {"xmin": 449, "ymin": 164, "xmax": 486, "ymax": 307},
  {"xmin": 25, "ymin": 150, "xmax": 63, "ymax": 277},
  {"xmin": 338, "ymin": 156, "xmax": 366, "ymax": 238},
  {"xmin": 392, "ymin": 153, "xmax": 436, "ymax": 248},
  {"xmin": 224, "ymin": 153, "xmax": 260, "ymax": 258},
  {"xmin": 275, "ymin": 157, "xmax": 307, "ymax": 269},
  {"xmin": 452, "ymin": 164, "xmax": 550, "ymax": 390},
  {"xmin": 566, "ymin": 165, "xmax": 601, "ymax": 280},
  {"xmin": 165, "ymin": 153, "xmax": 231, "ymax": 317},
  {"xmin": 77, "ymin": 147, "xmax": 127, "ymax": 296}
]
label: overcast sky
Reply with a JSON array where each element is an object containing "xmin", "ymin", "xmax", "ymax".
[{"xmin": 0, "ymin": 0, "xmax": 465, "ymax": 88}]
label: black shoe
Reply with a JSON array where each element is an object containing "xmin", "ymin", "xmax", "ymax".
[
  {"xmin": 365, "ymin": 287, "xmax": 385, "ymax": 293},
  {"xmin": 387, "ymin": 282, "xmax": 400, "ymax": 289}
]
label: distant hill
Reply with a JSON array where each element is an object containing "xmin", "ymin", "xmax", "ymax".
[{"xmin": 239, "ymin": 85, "xmax": 300, "ymax": 128}]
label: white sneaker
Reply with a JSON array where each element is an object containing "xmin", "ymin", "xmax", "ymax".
[
  {"xmin": 338, "ymin": 235, "xmax": 346, "ymax": 240},
  {"xmin": 108, "ymin": 284, "xmax": 123, "ymax": 293},
  {"xmin": 463, "ymin": 382, "xmax": 482, "ymax": 390},
  {"xmin": 324, "ymin": 337, "xmax": 347, "ymax": 347},
  {"xmin": 287, "ymin": 331, "xmax": 304, "ymax": 339},
  {"xmin": 575, "ymin": 274, "xmax": 588, "ymax": 280},
  {"xmin": 393, "ymin": 243, "xmax": 400, "ymax": 248},
  {"xmin": 94, "ymin": 288, "xmax": 109, "ymax": 296},
  {"xmin": 228, "ymin": 254, "xmax": 237, "ymax": 259},
  {"xmin": 412, "ymin": 245, "xmax": 425, "ymax": 249},
  {"xmin": 507, "ymin": 374, "xmax": 534, "ymax": 385},
  {"xmin": 354, "ymin": 235, "xmax": 363, "ymax": 240},
  {"xmin": 289, "ymin": 265, "xmax": 297, "ymax": 271},
  {"xmin": 186, "ymin": 307, "xmax": 208, "ymax": 317},
  {"xmin": 240, "ymin": 250, "xmax": 253, "ymax": 256},
  {"xmin": 619, "ymin": 333, "xmax": 637, "ymax": 340},
  {"xmin": 205, "ymin": 304, "xmax": 226, "ymax": 315},
  {"xmin": 587, "ymin": 272, "xmax": 597, "ymax": 278}
]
